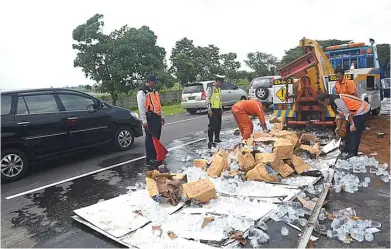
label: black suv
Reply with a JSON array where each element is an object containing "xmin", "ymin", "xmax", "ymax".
[{"xmin": 1, "ymin": 88, "xmax": 143, "ymax": 182}]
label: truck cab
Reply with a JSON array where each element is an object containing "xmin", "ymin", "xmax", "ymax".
[{"xmin": 325, "ymin": 40, "xmax": 382, "ymax": 114}]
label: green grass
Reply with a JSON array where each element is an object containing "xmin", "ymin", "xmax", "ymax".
[{"xmin": 131, "ymin": 103, "xmax": 186, "ymax": 116}]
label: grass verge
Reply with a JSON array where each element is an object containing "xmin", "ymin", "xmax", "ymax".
[{"xmin": 131, "ymin": 103, "xmax": 186, "ymax": 116}]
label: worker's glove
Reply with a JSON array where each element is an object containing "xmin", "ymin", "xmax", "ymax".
[{"xmin": 350, "ymin": 123, "xmax": 356, "ymax": 132}]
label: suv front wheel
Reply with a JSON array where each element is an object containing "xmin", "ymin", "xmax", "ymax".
[
  {"xmin": 1, "ymin": 148, "xmax": 29, "ymax": 182},
  {"xmin": 114, "ymin": 126, "xmax": 135, "ymax": 151}
]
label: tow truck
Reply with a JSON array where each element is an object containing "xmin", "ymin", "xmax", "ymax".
[{"xmin": 272, "ymin": 38, "xmax": 383, "ymax": 126}]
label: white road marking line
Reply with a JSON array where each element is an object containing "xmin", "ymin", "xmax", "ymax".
[
  {"xmin": 165, "ymin": 116, "xmax": 205, "ymax": 125},
  {"xmin": 5, "ymin": 137, "xmax": 206, "ymax": 200}
]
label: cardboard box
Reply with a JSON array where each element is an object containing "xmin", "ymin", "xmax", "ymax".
[
  {"xmin": 238, "ymin": 148, "xmax": 256, "ymax": 171},
  {"xmin": 253, "ymin": 131, "xmax": 272, "ymax": 139},
  {"xmin": 255, "ymin": 153, "xmax": 276, "ymax": 165},
  {"xmin": 299, "ymin": 134, "xmax": 320, "ymax": 145},
  {"xmin": 207, "ymin": 149, "xmax": 229, "ymax": 177},
  {"xmin": 270, "ymin": 123, "xmax": 284, "ymax": 135},
  {"xmin": 269, "ymin": 115, "xmax": 285, "ymax": 124},
  {"xmin": 272, "ymin": 130, "xmax": 299, "ymax": 148},
  {"xmin": 194, "ymin": 159, "xmax": 208, "ymax": 170},
  {"xmin": 246, "ymin": 134, "xmax": 254, "ymax": 146},
  {"xmin": 274, "ymin": 163, "xmax": 295, "ymax": 178},
  {"xmin": 273, "ymin": 138, "xmax": 294, "ymax": 159},
  {"xmin": 145, "ymin": 173, "xmax": 186, "ymax": 206},
  {"xmin": 294, "ymin": 143, "xmax": 321, "ymax": 158},
  {"xmin": 246, "ymin": 163, "xmax": 279, "ymax": 182},
  {"xmin": 146, "ymin": 176, "xmax": 159, "ymax": 197},
  {"xmin": 182, "ymin": 179, "xmax": 217, "ymax": 203},
  {"xmin": 292, "ymin": 155, "xmax": 310, "ymax": 174}
]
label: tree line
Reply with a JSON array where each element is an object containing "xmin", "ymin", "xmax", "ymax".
[{"xmin": 73, "ymin": 14, "xmax": 390, "ymax": 105}]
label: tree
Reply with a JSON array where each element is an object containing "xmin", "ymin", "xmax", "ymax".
[
  {"xmin": 170, "ymin": 38, "xmax": 199, "ymax": 85},
  {"xmin": 245, "ymin": 52, "xmax": 279, "ymax": 77},
  {"xmin": 73, "ymin": 14, "xmax": 168, "ymax": 105},
  {"xmin": 280, "ymin": 39, "xmax": 351, "ymax": 66},
  {"xmin": 195, "ymin": 45, "xmax": 222, "ymax": 80},
  {"xmin": 377, "ymin": 44, "xmax": 390, "ymax": 73},
  {"xmin": 219, "ymin": 52, "xmax": 241, "ymax": 81}
]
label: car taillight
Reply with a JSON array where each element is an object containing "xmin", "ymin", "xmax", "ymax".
[{"xmin": 201, "ymin": 91, "xmax": 206, "ymax": 100}]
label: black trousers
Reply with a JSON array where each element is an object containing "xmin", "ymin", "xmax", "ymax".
[
  {"xmin": 345, "ymin": 111, "xmax": 370, "ymax": 155},
  {"xmin": 145, "ymin": 112, "xmax": 162, "ymax": 161},
  {"xmin": 208, "ymin": 108, "xmax": 222, "ymax": 142}
]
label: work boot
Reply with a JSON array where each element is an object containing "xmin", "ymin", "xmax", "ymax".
[
  {"xmin": 214, "ymin": 139, "xmax": 222, "ymax": 143},
  {"xmin": 146, "ymin": 159, "xmax": 158, "ymax": 171},
  {"xmin": 214, "ymin": 130, "xmax": 221, "ymax": 143},
  {"xmin": 157, "ymin": 165, "xmax": 170, "ymax": 173}
]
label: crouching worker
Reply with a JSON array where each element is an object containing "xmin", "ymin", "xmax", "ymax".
[
  {"xmin": 232, "ymin": 99, "xmax": 268, "ymax": 140},
  {"xmin": 316, "ymin": 93, "xmax": 371, "ymax": 158}
]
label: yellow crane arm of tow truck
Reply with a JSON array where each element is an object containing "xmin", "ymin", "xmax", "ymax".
[{"xmin": 298, "ymin": 38, "xmax": 335, "ymax": 93}]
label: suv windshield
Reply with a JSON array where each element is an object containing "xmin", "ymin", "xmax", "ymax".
[
  {"xmin": 251, "ymin": 78, "xmax": 272, "ymax": 88},
  {"xmin": 183, "ymin": 84, "xmax": 204, "ymax": 94}
]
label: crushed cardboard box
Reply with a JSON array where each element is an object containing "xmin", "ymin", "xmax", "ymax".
[
  {"xmin": 270, "ymin": 123, "xmax": 284, "ymax": 135},
  {"xmin": 207, "ymin": 149, "xmax": 229, "ymax": 177},
  {"xmin": 182, "ymin": 179, "xmax": 217, "ymax": 203},
  {"xmin": 145, "ymin": 171, "xmax": 186, "ymax": 206},
  {"xmin": 299, "ymin": 134, "xmax": 320, "ymax": 145},
  {"xmin": 246, "ymin": 163, "xmax": 279, "ymax": 182},
  {"xmin": 294, "ymin": 143, "xmax": 321, "ymax": 158},
  {"xmin": 274, "ymin": 163, "xmax": 295, "ymax": 178},
  {"xmin": 273, "ymin": 138, "xmax": 294, "ymax": 159},
  {"xmin": 238, "ymin": 148, "xmax": 256, "ymax": 171},
  {"xmin": 253, "ymin": 131, "xmax": 272, "ymax": 139},
  {"xmin": 291, "ymin": 155, "xmax": 310, "ymax": 174},
  {"xmin": 272, "ymin": 130, "xmax": 299, "ymax": 148},
  {"xmin": 255, "ymin": 153, "xmax": 276, "ymax": 165},
  {"xmin": 269, "ymin": 116, "xmax": 285, "ymax": 124}
]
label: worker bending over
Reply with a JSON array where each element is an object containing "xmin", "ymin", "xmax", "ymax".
[
  {"xmin": 334, "ymin": 68, "xmax": 356, "ymax": 96},
  {"xmin": 232, "ymin": 99, "xmax": 268, "ymax": 140},
  {"xmin": 316, "ymin": 93, "xmax": 370, "ymax": 158}
]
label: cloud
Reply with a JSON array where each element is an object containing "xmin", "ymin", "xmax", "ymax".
[{"xmin": 0, "ymin": 0, "xmax": 390, "ymax": 89}]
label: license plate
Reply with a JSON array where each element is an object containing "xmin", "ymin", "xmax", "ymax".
[{"xmin": 188, "ymin": 96, "xmax": 195, "ymax": 100}]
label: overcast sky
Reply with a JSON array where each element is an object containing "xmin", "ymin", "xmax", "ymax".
[{"xmin": 0, "ymin": 0, "xmax": 390, "ymax": 90}]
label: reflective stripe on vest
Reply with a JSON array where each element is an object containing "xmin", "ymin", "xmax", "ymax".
[
  {"xmin": 210, "ymin": 88, "xmax": 222, "ymax": 109},
  {"xmin": 340, "ymin": 94, "xmax": 370, "ymax": 116},
  {"xmin": 145, "ymin": 91, "xmax": 162, "ymax": 115}
]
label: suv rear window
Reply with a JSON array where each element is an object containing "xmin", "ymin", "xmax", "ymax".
[
  {"xmin": 1, "ymin": 95, "xmax": 12, "ymax": 115},
  {"xmin": 183, "ymin": 84, "xmax": 204, "ymax": 94},
  {"xmin": 251, "ymin": 78, "xmax": 272, "ymax": 88}
]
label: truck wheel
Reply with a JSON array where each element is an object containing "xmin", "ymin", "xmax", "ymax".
[
  {"xmin": 255, "ymin": 87, "xmax": 269, "ymax": 100},
  {"xmin": 371, "ymin": 108, "xmax": 380, "ymax": 115},
  {"xmin": 1, "ymin": 148, "xmax": 29, "ymax": 182}
]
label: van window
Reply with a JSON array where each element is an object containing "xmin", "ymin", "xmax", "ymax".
[
  {"xmin": 183, "ymin": 84, "xmax": 204, "ymax": 94},
  {"xmin": 58, "ymin": 94, "xmax": 95, "ymax": 111},
  {"xmin": 1, "ymin": 95, "xmax": 12, "ymax": 115},
  {"xmin": 17, "ymin": 97, "xmax": 29, "ymax": 115},
  {"xmin": 22, "ymin": 94, "xmax": 59, "ymax": 114}
]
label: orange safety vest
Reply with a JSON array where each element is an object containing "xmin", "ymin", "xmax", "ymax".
[
  {"xmin": 335, "ymin": 79, "xmax": 356, "ymax": 96},
  {"xmin": 339, "ymin": 94, "xmax": 370, "ymax": 116},
  {"xmin": 141, "ymin": 86, "xmax": 162, "ymax": 115}
]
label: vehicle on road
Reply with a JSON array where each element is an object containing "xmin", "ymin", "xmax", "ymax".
[
  {"xmin": 248, "ymin": 76, "xmax": 279, "ymax": 107},
  {"xmin": 181, "ymin": 81, "xmax": 247, "ymax": 114},
  {"xmin": 1, "ymin": 88, "xmax": 143, "ymax": 182},
  {"xmin": 272, "ymin": 38, "xmax": 383, "ymax": 126}
]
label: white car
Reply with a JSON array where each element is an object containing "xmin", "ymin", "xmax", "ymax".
[
  {"xmin": 248, "ymin": 76, "xmax": 281, "ymax": 107},
  {"xmin": 181, "ymin": 81, "xmax": 248, "ymax": 114}
]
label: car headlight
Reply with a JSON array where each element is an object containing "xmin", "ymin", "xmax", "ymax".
[{"xmin": 130, "ymin": 111, "xmax": 139, "ymax": 120}]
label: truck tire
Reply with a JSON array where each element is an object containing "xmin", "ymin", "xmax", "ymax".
[{"xmin": 255, "ymin": 87, "xmax": 269, "ymax": 100}]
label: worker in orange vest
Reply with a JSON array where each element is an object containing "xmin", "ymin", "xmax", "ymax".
[
  {"xmin": 137, "ymin": 74, "xmax": 165, "ymax": 169},
  {"xmin": 232, "ymin": 99, "xmax": 268, "ymax": 140},
  {"xmin": 334, "ymin": 68, "xmax": 356, "ymax": 96},
  {"xmin": 316, "ymin": 93, "xmax": 371, "ymax": 157}
]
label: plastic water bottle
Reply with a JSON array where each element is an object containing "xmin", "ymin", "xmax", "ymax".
[{"xmin": 281, "ymin": 226, "xmax": 289, "ymax": 236}]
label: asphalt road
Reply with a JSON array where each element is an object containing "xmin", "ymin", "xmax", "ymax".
[{"xmin": 1, "ymin": 111, "xmax": 238, "ymax": 248}]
